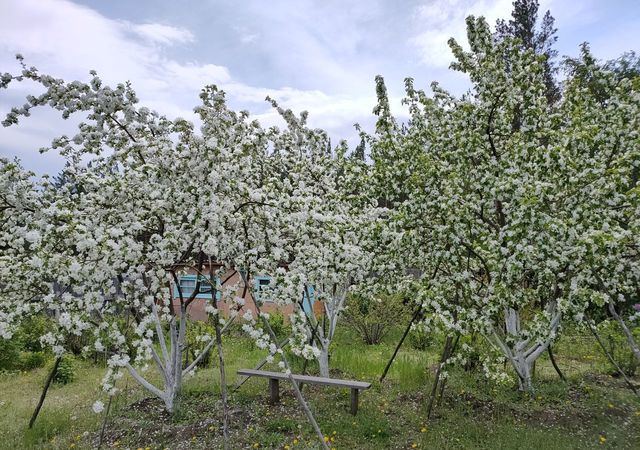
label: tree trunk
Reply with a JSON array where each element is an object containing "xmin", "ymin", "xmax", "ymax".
[
  {"xmin": 318, "ymin": 344, "xmax": 330, "ymax": 378},
  {"xmin": 547, "ymin": 345, "xmax": 566, "ymax": 381},
  {"xmin": 240, "ymin": 272, "xmax": 328, "ymax": 450},
  {"xmin": 511, "ymin": 356, "xmax": 534, "ymax": 393},
  {"xmin": 163, "ymin": 382, "xmax": 176, "ymax": 413},
  {"xmin": 494, "ymin": 305, "xmax": 561, "ymax": 394},
  {"xmin": 436, "ymin": 335, "xmax": 459, "ymax": 407}
]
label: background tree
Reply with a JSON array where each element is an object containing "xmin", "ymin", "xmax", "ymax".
[{"xmin": 495, "ymin": 0, "xmax": 560, "ymax": 104}]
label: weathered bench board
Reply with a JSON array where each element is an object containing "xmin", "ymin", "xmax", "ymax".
[{"xmin": 237, "ymin": 368, "xmax": 371, "ymax": 415}]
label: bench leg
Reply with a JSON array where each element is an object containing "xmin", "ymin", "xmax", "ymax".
[
  {"xmin": 350, "ymin": 388, "xmax": 359, "ymax": 415},
  {"xmin": 269, "ymin": 378, "xmax": 280, "ymax": 405}
]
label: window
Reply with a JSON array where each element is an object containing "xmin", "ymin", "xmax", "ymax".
[
  {"xmin": 174, "ymin": 275, "xmax": 221, "ymax": 300},
  {"xmin": 302, "ymin": 285, "xmax": 315, "ymax": 314},
  {"xmin": 254, "ymin": 276, "xmax": 272, "ymax": 303}
]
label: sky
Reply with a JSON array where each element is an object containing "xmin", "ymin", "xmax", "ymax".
[{"xmin": 0, "ymin": 0, "xmax": 639, "ymax": 174}]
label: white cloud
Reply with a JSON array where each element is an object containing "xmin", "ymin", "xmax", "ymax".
[
  {"xmin": 126, "ymin": 23, "xmax": 195, "ymax": 46},
  {"xmin": 232, "ymin": 25, "xmax": 259, "ymax": 44},
  {"xmin": 408, "ymin": 0, "xmax": 604, "ymax": 68},
  {"xmin": 0, "ymin": 0, "xmax": 379, "ymax": 173},
  {"xmin": 240, "ymin": 33, "xmax": 259, "ymax": 44},
  {"xmin": 409, "ymin": 0, "xmax": 513, "ymax": 67},
  {"xmin": 2, "ymin": 0, "xmax": 620, "ymax": 175}
]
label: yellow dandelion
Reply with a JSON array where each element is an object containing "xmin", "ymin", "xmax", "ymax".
[
  {"xmin": 293, "ymin": 439, "xmax": 299, "ymax": 444},
  {"xmin": 421, "ymin": 427, "xmax": 427, "ymax": 433},
  {"xmin": 324, "ymin": 436, "xmax": 330, "ymax": 443},
  {"xmin": 411, "ymin": 444, "xmax": 418, "ymax": 449}
]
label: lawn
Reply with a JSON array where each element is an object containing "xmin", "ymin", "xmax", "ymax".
[{"xmin": 1, "ymin": 326, "xmax": 639, "ymax": 449}]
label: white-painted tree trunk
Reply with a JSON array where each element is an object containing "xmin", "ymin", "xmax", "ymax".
[
  {"xmin": 487, "ymin": 302, "xmax": 561, "ymax": 394},
  {"xmin": 307, "ymin": 282, "xmax": 349, "ymax": 378},
  {"xmin": 125, "ymin": 308, "xmax": 188, "ymax": 414},
  {"xmin": 317, "ymin": 340, "xmax": 330, "ymax": 377}
]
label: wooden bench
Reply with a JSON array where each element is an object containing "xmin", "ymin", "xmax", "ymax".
[{"xmin": 237, "ymin": 369, "xmax": 371, "ymax": 415}]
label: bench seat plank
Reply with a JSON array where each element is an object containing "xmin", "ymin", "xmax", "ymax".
[{"xmin": 237, "ymin": 369, "xmax": 371, "ymax": 390}]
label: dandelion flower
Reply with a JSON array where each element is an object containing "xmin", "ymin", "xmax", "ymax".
[{"xmin": 92, "ymin": 400, "xmax": 105, "ymax": 414}]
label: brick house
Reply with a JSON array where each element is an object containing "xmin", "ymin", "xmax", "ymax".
[{"xmin": 171, "ymin": 264, "xmax": 319, "ymax": 322}]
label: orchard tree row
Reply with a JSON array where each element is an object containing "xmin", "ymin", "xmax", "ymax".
[{"xmin": 1, "ymin": 10, "xmax": 639, "ymax": 450}]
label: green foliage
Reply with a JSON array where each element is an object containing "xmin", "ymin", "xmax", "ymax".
[
  {"xmin": 53, "ymin": 356, "xmax": 76, "ymax": 385},
  {"xmin": 267, "ymin": 311, "xmax": 289, "ymax": 338},
  {"xmin": 18, "ymin": 315, "xmax": 54, "ymax": 352},
  {"xmin": 2, "ymin": 325, "xmax": 640, "ymax": 449},
  {"xmin": 408, "ymin": 325, "xmax": 434, "ymax": 351},
  {"xmin": 0, "ymin": 337, "xmax": 22, "ymax": 371},
  {"xmin": 0, "ymin": 315, "xmax": 54, "ymax": 371},
  {"xmin": 64, "ymin": 332, "xmax": 90, "ymax": 356},
  {"xmin": 597, "ymin": 320, "xmax": 640, "ymax": 376},
  {"xmin": 19, "ymin": 351, "xmax": 48, "ymax": 370},
  {"xmin": 343, "ymin": 294, "xmax": 409, "ymax": 345},
  {"xmin": 184, "ymin": 320, "xmax": 216, "ymax": 368}
]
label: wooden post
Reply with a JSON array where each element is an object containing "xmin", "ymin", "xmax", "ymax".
[
  {"xmin": 96, "ymin": 391, "xmax": 114, "ymax": 450},
  {"xmin": 269, "ymin": 378, "xmax": 280, "ymax": 404},
  {"xmin": 426, "ymin": 335, "xmax": 453, "ymax": 420},
  {"xmin": 29, "ymin": 356, "xmax": 61, "ymax": 429},
  {"xmin": 350, "ymin": 388, "xmax": 359, "ymax": 415},
  {"xmin": 380, "ymin": 307, "xmax": 421, "ymax": 382}
]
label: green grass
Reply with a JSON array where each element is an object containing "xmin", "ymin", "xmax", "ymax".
[{"xmin": 1, "ymin": 326, "xmax": 639, "ymax": 449}]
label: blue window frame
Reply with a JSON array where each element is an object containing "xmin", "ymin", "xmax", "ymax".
[
  {"xmin": 254, "ymin": 276, "xmax": 272, "ymax": 303},
  {"xmin": 302, "ymin": 285, "xmax": 315, "ymax": 314},
  {"xmin": 174, "ymin": 275, "xmax": 221, "ymax": 300},
  {"xmin": 251, "ymin": 276, "xmax": 315, "ymax": 312}
]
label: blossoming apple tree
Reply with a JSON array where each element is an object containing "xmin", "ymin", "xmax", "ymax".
[
  {"xmin": 561, "ymin": 45, "xmax": 640, "ymax": 363},
  {"xmin": 246, "ymin": 100, "xmax": 376, "ymax": 377},
  {"xmin": 0, "ymin": 56, "xmax": 317, "ymax": 424},
  {"xmin": 367, "ymin": 16, "xmax": 638, "ymax": 392}
]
